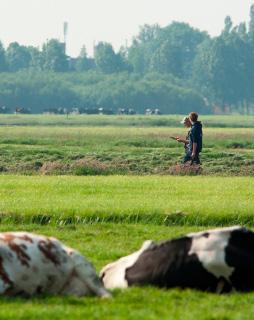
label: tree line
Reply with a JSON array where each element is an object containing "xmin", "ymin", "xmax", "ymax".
[{"xmin": 1, "ymin": 5, "xmax": 254, "ymax": 114}]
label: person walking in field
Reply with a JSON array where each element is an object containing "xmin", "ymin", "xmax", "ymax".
[
  {"xmin": 171, "ymin": 116, "xmax": 191, "ymax": 162},
  {"xmin": 175, "ymin": 116, "xmax": 192, "ymax": 154},
  {"xmin": 184, "ymin": 112, "xmax": 203, "ymax": 164}
]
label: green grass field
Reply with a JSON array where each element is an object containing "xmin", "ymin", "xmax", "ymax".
[
  {"xmin": 0, "ymin": 175, "xmax": 253, "ymax": 319},
  {"xmin": 0, "ymin": 223, "xmax": 254, "ymax": 320},
  {"xmin": 0, "ymin": 115, "xmax": 253, "ymax": 175},
  {"xmin": 1, "ymin": 114, "xmax": 254, "ymax": 127},
  {"xmin": 0, "ymin": 175, "xmax": 253, "ymax": 225},
  {"xmin": 0, "ymin": 114, "xmax": 253, "ymax": 319}
]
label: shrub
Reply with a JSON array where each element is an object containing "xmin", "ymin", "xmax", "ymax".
[
  {"xmin": 167, "ymin": 163, "xmax": 202, "ymax": 175},
  {"xmin": 40, "ymin": 161, "xmax": 68, "ymax": 175},
  {"xmin": 71, "ymin": 157, "xmax": 112, "ymax": 175}
]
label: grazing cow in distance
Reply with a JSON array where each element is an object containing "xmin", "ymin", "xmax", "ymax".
[
  {"xmin": 100, "ymin": 226, "xmax": 254, "ymax": 293},
  {"xmin": 0, "ymin": 232, "xmax": 110, "ymax": 298}
]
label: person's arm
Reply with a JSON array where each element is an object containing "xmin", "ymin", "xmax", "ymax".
[
  {"xmin": 176, "ymin": 137, "xmax": 189, "ymax": 144},
  {"xmin": 192, "ymin": 142, "xmax": 197, "ymax": 158}
]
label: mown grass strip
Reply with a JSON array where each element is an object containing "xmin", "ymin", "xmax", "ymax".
[
  {"xmin": 0, "ymin": 175, "xmax": 253, "ymax": 227},
  {"xmin": 0, "ymin": 125, "xmax": 253, "ymax": 176}
]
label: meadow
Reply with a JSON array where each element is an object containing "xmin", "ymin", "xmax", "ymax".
[
  {"xmin": 1, "ymin": 224, "xmax": 254, "ymax": 320},
  {"xmin": 0, "ymin": 114, "xmax": 253, "ymax": 319},
  {"xmin": 0, "ymin": 114, "xmax": 254, "ymax": 127},
  {"xmin": 0, "ymin": 115, "xmax": 253, "ymax": 176},
  {"xmin": 0, "ymin": 175, "xmax": 253, "ymax": 225}
]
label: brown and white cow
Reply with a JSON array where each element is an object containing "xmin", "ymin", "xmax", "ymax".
[
  {"xmin": 0, "ymin": 232, "xmax": 110, "ymax": 298},
  {"xmin": 100, "ymin": 226, "xmax": 254, "ymax": 293}
]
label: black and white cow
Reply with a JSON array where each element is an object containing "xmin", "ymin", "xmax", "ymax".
[
  {"xmin": 0, "ymin": 232, "xmax": 110, "ymax": 298},
  {"xmin": 100, "ymin": 226, "xmax": 254, "ymax": 293}
]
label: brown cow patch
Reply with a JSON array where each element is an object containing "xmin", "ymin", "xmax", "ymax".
[
  {"xmin": 8, "ymin": 243, "xmax": 30, "ymax": 267},
  {"xmin": 38, "ymin": 240, "xmax": 60, "ymax": 266},
  {"xmin": 18, "ymin": 235, "xmax": 34, "ymax": 243},
  {"xmin": 2, "ymin": 233, "xmax": 34, "ymax": 243},
  {"xmin": 0, "ymin": 256, "xmax": 13, "ymax": 287}
]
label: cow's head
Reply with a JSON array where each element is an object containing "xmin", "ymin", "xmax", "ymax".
[{"xmin": 100, "ymin": 240, "xmax": 154, "ymax": 289}]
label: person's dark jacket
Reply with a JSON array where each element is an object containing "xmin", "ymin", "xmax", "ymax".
[
  {"xmin": 188, "ymin": 121, "xmax": 202, "ymax": 154},
  {"xmin": 184, "ymin": 129, "xmax": 191, "ymax": 153}
]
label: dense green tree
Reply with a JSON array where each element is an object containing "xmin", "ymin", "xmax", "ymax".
[
  {"xmin": 149, "ymin": 22, "xmax": 209, "ymax": 78},
  {"xmin": 42, "ymin": 39, "xmax": 68, "ymax": 72},
  {"xmin": 135, "ymin": 24, "xmax": 161, "ymax": 43},
  {"xmin": 127, "ymin": 24, "xmax": 161, "ymax": 74},
  {"xmin": 192, "ymin": 28, "xmax": 254, "ymax": 113},
  {"xmin": 74, "ymin": 46, "xmax": 95, "ymax": 72},
  {"xmin": 223, "ymin": 16, "xmax": 233, "ymax": 35},
  {"xmin": 6, "ymin": 42, "xmax": 31, "ymax": 71},
  {"xmin": 94, "ymin": 42, "xmax": 116, "ymax": 73},
  {"xmin": 249, "ymin": 4, "xmax": 254, "ymax": 40},
  {"xmin": 2, "ymin": 4, "xmax": 254, "ymax": 114},
  {"xmin": 94, "ymin": 42, "xmax": 128, "ymax": 73},
  {"xmin": 27, "ymin": 46, "xmax": 43, "ymax": 70},
  {"xmin": 127, "ymin": 42, "xmax": 146, "ymax": 74},
  {"xmin": 0, "ymin": 71, "xmax": 207, "ymax": 113},
  {"xmin": 0, "ymin": 41, "xmax": 7, "ymax": 71},
  {"xmin": 238, "ymin": 23, "xmax": 247, "ymax": 36}
]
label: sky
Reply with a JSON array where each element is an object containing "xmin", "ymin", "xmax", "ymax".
[{"xmin": 0, "ymin": 0, "xmax": 253, "ymax": 57}]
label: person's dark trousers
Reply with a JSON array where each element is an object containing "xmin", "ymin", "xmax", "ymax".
[{"xmin": 183, "ymin": 152, "xmax": 201, "ymax": 165}]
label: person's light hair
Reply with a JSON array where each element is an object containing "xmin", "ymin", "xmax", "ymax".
[{"xmin": 180, "ymin": 116, "xmax": 189, "ymax": 124}]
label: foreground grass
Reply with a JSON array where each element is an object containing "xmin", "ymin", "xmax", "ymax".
[
  {"xmin": 2, "ymin": 287, "xmax": 254, "ymax": 320},
  {"xmin": 0, "ymin": 175, "xmax": 253, "ymax": 226},
  {"xmin": 0, "ymin": 224, "xmax": 253, "ymax": 320}
]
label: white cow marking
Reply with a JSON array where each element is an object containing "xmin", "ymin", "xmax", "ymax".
[
  {"xmin": 100, "ymin": 240, "xmax": 154, "ymax": 289},
  {"xmin": 188, "ymin": 227, "xmax": 237, "ymax": 280},
  {"xmin": 0, "ymin": 232, "xmax": 110, "ymax": 297}
]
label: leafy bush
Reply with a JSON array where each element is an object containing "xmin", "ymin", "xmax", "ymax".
[
  {"xmin": 72, "ymin": 158, "xmax": 112, "ymax": 175},
  {"xmin": 167, "ymin": 163, "xmax": 203, "ymax": 175},
  {"xmin": 40, "ymin": 161, "xmax": 68, "ymax": 175}
]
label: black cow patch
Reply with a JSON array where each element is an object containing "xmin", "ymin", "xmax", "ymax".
[
  {"xmin": 202, "ymin": 233, "xmax": 210, "ymax": 238},
  {"xmin": 101, "ymin": 226, "xmax": 254, "ymax": 293},
  {"xmin": 226, "ymin": 228, "xmax": 254, "ymax": 291},
  {"xmin": 126, "ymin": 236, "xmax": 228, "ymax": 292}
]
